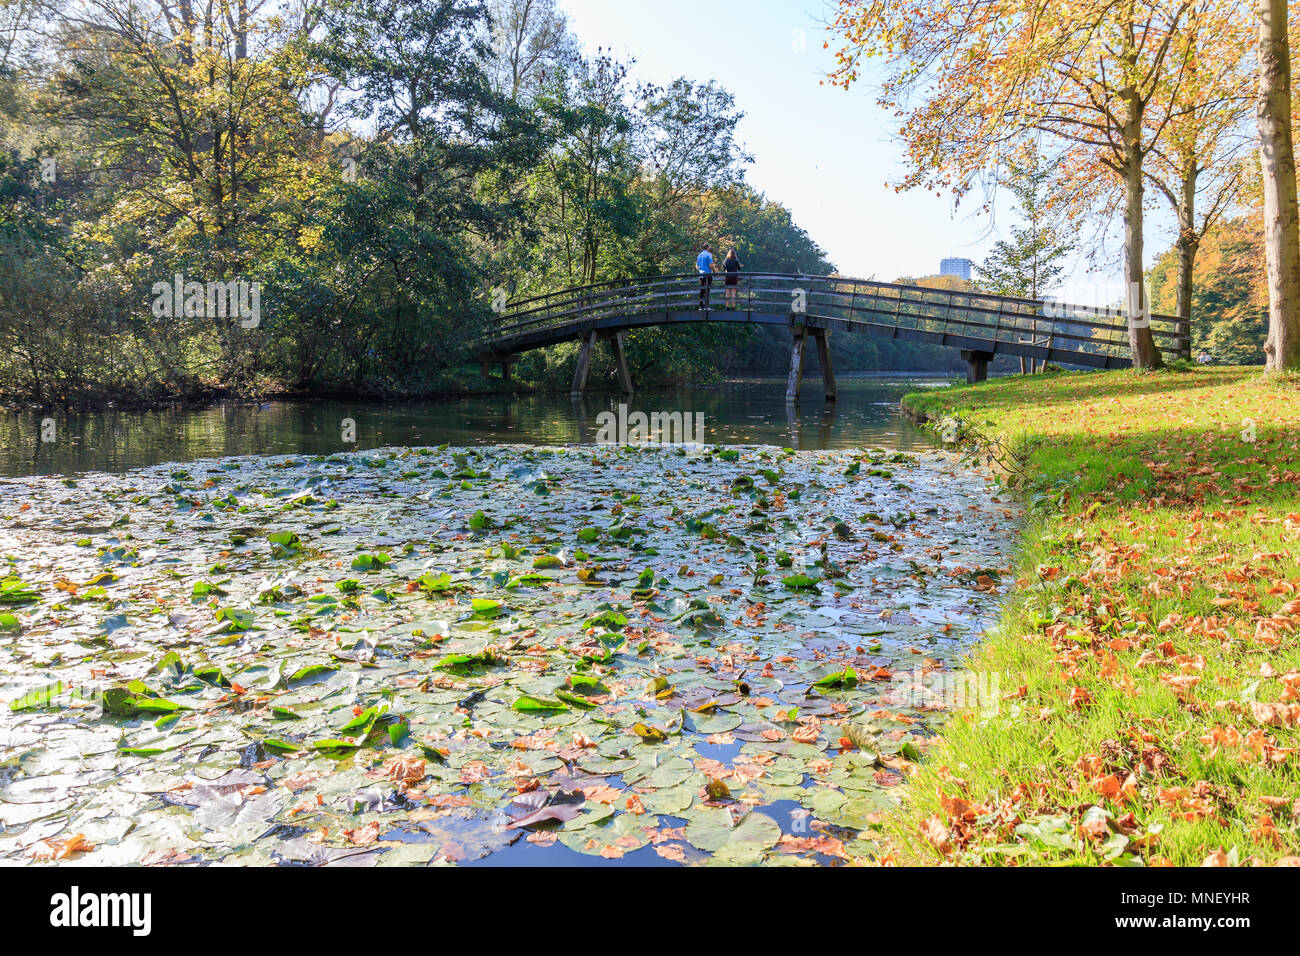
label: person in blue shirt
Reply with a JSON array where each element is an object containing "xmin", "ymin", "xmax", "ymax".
[{"xmin": 696, "ymin": 243, "xmax": 715, "ymax": 310}]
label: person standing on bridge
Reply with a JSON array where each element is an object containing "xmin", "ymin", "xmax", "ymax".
[
  {"xmin": 696, "ymin": 243, "xmax": 715, "ymax": 310},
  {"xmin": 723, "ymin": 249, "xmax": 743, "ymax": 310}
]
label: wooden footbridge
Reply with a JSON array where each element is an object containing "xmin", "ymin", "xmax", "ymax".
[{"xmin": 479, "ymin": 273, "xmax": 1190, "ymax": 399}]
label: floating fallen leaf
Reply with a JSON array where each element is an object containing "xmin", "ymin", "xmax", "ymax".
[{"xmin": 25, "ymin": 833, "xmax": 95, "ymax": 861}]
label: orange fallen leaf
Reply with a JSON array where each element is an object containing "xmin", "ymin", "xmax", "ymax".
[
  {"xmin": 343, "ymin": 821, "xmax": 381, "ymax": 846},
  {"xmin": 384, "ymin": 755, "xmax": 427, "ymax": 789},
  {"xmin": 26, "ymin": 833, "xmax": 95, "ymax": 861},
  {"xmin": 653, "ymin": 843, "xmax": 686, "ymax": 861},
  {"xmin": 919, "ymin": 816, "xmax": 952, "ymax": 855}
]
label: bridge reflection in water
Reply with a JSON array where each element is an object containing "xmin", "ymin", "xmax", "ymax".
[{"xmin": 479, "ymin": 273, "xmax": 1190, "ymax": 398}]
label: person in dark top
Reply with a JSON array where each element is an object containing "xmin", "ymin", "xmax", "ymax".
[{"xmin": 723, "ymin": 250, "xmax": 743, "ymax": 310}]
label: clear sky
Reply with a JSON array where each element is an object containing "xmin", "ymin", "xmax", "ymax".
[{"xmin": 558, "ymin": 0, "xmax": 1141, "ymax": 307}]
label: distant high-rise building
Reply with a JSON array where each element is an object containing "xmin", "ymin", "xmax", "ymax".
[{"xmin": 940, "ymin": 257, "xmax": 974, "ymax": 281}]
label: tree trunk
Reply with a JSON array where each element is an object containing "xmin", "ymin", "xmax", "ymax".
[
  {"xmin": 236, "ymin": 0, "xmax": 249, "ymax": 62},
  {"xmin": 1174, "ymin": 232, "xmax": 1198, "ymax": 355},
  {"xmin": 1174, "ymin": 163, "xmax": 1199, "ymax": 360},
  {"xmin": 1258, "ymin": 0, "xmax": 1300, "ymax": 370},
  {"xmin": 1118, "ymin": 78, "xmax": 1163, "ymax": 370},
  {"xmin": 1180, "ymin": 231, "xmax": 1196, "ymax": 329},
  {"xmin": 1122, "ymin": 138, "xmax": 1163, "ymax": 369},
  {"xmin": 179, "ymin": 1, "xmax": 195, "ymax": 66}
]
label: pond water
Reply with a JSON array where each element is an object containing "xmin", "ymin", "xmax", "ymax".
[
  {"xmin": 0, "ymin": 375, "xmax": 1021, "ymax": 868},
  {"xmin": 0, "ymin": 375, "xmax": 953, "ymax": 477}
]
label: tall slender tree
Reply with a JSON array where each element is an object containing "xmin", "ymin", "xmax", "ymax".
[
  {"xmin": 976, "ymin": 152, "xmax": 1076, "ymax": 302},
  {"xmin": 485, "ymin": 0, "xmax": 578, "ymax": 102},
  {"xmin": 1145, "ymin": 0, "xmax": 1253, "ymax": 353},
  {"xmin": 1256, "ymin": 0, "xmax": 1300, "ymax": 370},
  {"xmin": 976, "ymin": 151, "xmax": 1076, "ymax": 373}
]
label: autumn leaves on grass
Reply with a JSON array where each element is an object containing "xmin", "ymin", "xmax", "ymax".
[{"xmin": 896, "ymin": 369, "xmax": 1300, "ymax": 865}]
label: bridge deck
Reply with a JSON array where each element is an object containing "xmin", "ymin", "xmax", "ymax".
[{"xmin": 483, "ymin": 273, "xmax": 1189, "ymax": 394}]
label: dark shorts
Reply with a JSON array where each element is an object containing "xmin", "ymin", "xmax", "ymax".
[{"xmin": 724, "ymin": 275, "xmax": 739, "ymax": 286}]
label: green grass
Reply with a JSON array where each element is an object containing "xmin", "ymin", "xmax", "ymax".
[{"xmin": 893, "ymin": 366, "xmax": 1300, "ymax": 866}]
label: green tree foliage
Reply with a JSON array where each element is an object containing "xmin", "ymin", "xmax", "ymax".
[
  {"xmin": 522, "ymin": 53, "xmax": 643, "ymax": 289},
  {"xmin": 302, "ymin": 0, "xmax": 547, "ymax": 394},
  {"xmin": 0, "ymin": 0, "xmax": 956, "ymax": 405}
]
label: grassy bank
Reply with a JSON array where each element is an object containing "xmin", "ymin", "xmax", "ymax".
[{"xmin": 896, "ymin": 367, "xmax": 1300, "ymax": 866}]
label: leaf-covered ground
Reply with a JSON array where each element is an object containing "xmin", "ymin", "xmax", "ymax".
[
  {"xmin": 899, "ymin": 368, "xmax": 1300, "ymax": 866},
  {"xmin": 0, "ymin": 443, "xmax": 1016, "ymax": 866}
]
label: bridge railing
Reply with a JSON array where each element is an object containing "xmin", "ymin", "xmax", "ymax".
[{"xmin": 490, "ymin": 273, "xmax": 1190, "ymax": 363}]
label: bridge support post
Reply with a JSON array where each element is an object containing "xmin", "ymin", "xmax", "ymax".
[
  {"xmin": 608, "ymin": 331, "xmax": 633, "ymax": 394},
  {"xmin": 479, "ymin": 356, "xmax": 516, "ymax": 383},
  {"xmin": 961, "ymin": 349, "xmax": 995, "ymax": 384},
  {"xmin": 571, "ymin": 330, "xmax": 598, "ymax": 396},
  {"xmin": 787, "ymin": 328, "xmax": 835, "ymax": 401},
  {"xmin": 813, "ymin": 329, "xmax": 837, "ymax": 401},
  {"xmin": 786, "ymin": 328, "xmax": 808, "ymax": 401}
]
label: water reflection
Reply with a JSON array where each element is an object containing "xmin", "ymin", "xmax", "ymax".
[{"xmin": 0, "ymin": 374, "xmax": 954, "ymax": 477}]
